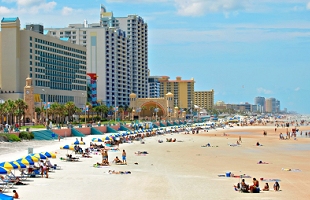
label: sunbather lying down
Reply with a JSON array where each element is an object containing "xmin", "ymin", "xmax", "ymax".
[
  {"xmin": 94, "ymin": 162, "xmax": 109, "ymax": 167},
  {"xmin": 135, "ymin": 151, "xmax": 148, "ymax": 155},
  {"xmin": 257, "ymin": 161, "xmax": 269, "ymax": 164},
  {"xmin": 107, "ymin": 170, "xmax": 131, "ymax": 174}
]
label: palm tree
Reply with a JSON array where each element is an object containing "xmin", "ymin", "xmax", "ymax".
[
  {"xmin": 4, "ymin": 100, "xmax": 16, "ymax": 125},
  {"xmin": 85, "ymin": 102, "xmax": 93, "ymax": 123},
  {"xmin": 126, "ymin": 107, "xmax": 133, "ymax": 120},
  {"xmin": 0, "ymin": 103, "xmax": 4, "ymax": 124},
  {"xmin": 64, "ymin": 101, "xmax": 76, "ymax": 122},
  {"xmin": 118, "ymin": 107, "xmax": 124, "ymax": 121},
  {"xmin": 15, "ymin": 99, "xmax": 28, "ymax": 126},
  {"xmin": 141, "ymin": 106, "xmax": 147, "ymax": 119}
]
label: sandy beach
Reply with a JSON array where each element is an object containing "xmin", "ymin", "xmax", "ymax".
[{"xmin": 1, "ymin": 124, "xmax": 310, "ymax": 200}]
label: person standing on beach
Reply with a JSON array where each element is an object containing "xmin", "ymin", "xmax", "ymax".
[
  {"xmin": 122, "ymin": 150, "xmax": 127, "ymax": 164},
  {"xmin": 239, "ymin": 136, "xmax": 242, "ymax": 143}
]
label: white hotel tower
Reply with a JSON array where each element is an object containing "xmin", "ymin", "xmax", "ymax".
[{"xmin": 45, "ymin": 5, "xmax": 149, "ymax": 107}]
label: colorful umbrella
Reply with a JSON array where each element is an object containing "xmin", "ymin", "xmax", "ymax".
[
  {"xmin": 43, "ymin": 152, "xmax": 56, "ymax": 159},
  {"xmin": 60, "ymin": 145, "xmax": 74, "ymax": 150},
  {"xmin": 104, "ymin": 136, "xmax": 112, "ymax": 141},
  {"xmin": 72, "ymin": 141, "xmax": 85, "ymax": 145},
  {"xmin": 0, "ymin": 166, "xmax": 11, "ymax": 174},
  {"xmin": 92, "ymin": 138, "xmax": 103, "ymax": 142},
  {"xmin": 11, "ymin": 161, "xmax": 27, "ymax": 169},
  {"xmin": 24, "ymin": 155, "xmax": 39, "ymax": 162},
  {"xmin": 31, "ymin": 153, "xmax": 48, "ymax": 160},
  {"xmin": 0, "ymin": 162, "xmax": 19, "ymax": 170},
  {"xmin": 16, "ymin": 158, "xmax": 34, "ymax": 166}
]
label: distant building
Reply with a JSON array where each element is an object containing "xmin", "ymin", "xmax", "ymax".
[
  {"xmin": 148, "ymin": 76, "xmax": 161, "ymax": 98},
  {"xmin": 159, "ymin": 76, "xmax": 195, "ymax": 109},
  {"xmin": 194, "ymin": 90, "xmax": 214, "ymax": 110},
  {"xmin": 265, "ymin": 98, "xmax": 277, "ymax": 113},
  {"xmin": 0, "ymin": 17, "xmax": 87, "ymax": 108},
  {"xmin": 254, "ymin": 96, "xmax": 265, "ymax": 112}
]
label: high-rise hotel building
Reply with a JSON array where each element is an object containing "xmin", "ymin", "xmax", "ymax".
[
  {"xmin": 0, "ymin": 18, "xmax": 87, "ymax": 107},
  {"xmin": 194, "ymin": 90, "xmax": 214, "ymax": 110},
  {"xmin": 46, "ymin": 5, "xmax": 149, "ymax": 107},
  {"xmin": 159, "ymin": 76, "xmax": 195, "ymax": 109}
]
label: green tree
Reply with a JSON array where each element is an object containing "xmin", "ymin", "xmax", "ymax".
[
  {"xmin": 65, "ymin": 101, "xmax": 76, "ymax": 122},
  {"xmin": 15, "ymin": 99, "xmax": 28, "ymax": 126}
]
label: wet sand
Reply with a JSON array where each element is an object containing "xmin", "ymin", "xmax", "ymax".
[{"xmin": 1, "ymin": 125, "xmax": 310, "ymax": 200}]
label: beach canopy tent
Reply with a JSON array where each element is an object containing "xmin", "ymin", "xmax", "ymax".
[
  {"xmin": 0, "ymin": 166, "xmax": 11, "ymax": 174},
  {"xmin": 0, "ymin": 193, "xmax": 13, "ymax": 200}
]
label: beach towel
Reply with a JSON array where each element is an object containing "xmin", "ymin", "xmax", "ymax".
[
  {"xmin": 218, "ymin": 174, "xmax": 226, "ymax": 177},
  {"xmin": 228, "ymin": 144, "xmax": 240, "ymax": 147},
  {"xmin": 257, "ymin": 161, "xmax": 269, "ymax": 164},
  {"xmin": 282, "ymin": 168, "xmax": 301, "ymax": 172},
  {"xmin": 233, "ymin": 175, "xmax": 251, "ymax": 178},
  {"xmin": 261, "ymin": 178, "xmax": 281, "ymax": 182}
]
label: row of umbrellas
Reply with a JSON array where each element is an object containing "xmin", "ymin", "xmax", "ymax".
[{"xmin": 0, "ymin": 152, "xmax": 56, "ymax": 174}]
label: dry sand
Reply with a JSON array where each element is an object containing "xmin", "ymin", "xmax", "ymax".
[{"xmin": 1, "ymin": 125, "xmax": 310, "ymax": 200}]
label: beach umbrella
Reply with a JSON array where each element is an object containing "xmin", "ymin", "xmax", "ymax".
[
  {"xmin": 72, "ymin": 141, "xmax": 85, "ymax": 145},
  {"xmin": 122, "ymin": 133, "xmax": 127, "ymax": 137},
  {"xmin": 92, "ymin": 138, "xmax": 103, "ymax": 142},
  {"xmin": 60, "ymin": 145, "xmax": 74, "ymax": 150},
  {"xmin": 24, "ymin": 155, "xmax": 39, "ymax": 162},
  {"xmin": 43, "ymin": 152, "xmax": 56, "ymax": 159},
  {"xmin": 0, "ymin": 162, "xmax": 19, "ymax": 170},
  {"xmin": 11, "ymin": 161, "xmax": 27, "ymax": 169},
  {"xmin": 0, "ymin": 166, "xmax": 11, "ymax": 174},
  {"xmin": 0, "ymin": 193, "xmax": 13, "ymax": 200},
  {"xmin": 31, "ymin": 153, "xmax": 48, "ymax": 160},
  {"xmin": 104, "ymin": 136, "xmax": 111, "ymax": 141},
  {"xmin": 16, "ymin": 158, "xmax": 34, "ymax": 166}
]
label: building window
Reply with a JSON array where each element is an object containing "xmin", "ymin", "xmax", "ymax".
[{"xmin": 30, "ymin": 37, "xmax": 32, "ymax": 41}]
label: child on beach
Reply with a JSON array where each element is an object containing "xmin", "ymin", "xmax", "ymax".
[
  {"xmin": 13, "ymin": 190, "xmax": 19, "ymax": 199},
  {"xmin": 274, "ymin": 181, "xmax": 280, "ymax": 191},
  {"xmin": 122, "ymin": 150, "xmax": 127, "ymax": 164}
]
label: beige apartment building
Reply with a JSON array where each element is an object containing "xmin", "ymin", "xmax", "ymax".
[
  {"xmin": 0, "ymin": 17, "xmax": 87, "ymax": 108},
  {"xmin": 159, "ymin": 76, "xmax": 195, "ymax": 109},
  {"xmin": 194, "ymin": 90, "xmax": 214, "ymax": 110}
]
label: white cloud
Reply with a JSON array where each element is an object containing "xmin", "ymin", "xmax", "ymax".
[
  {"xmin": 257, "ymin": 87, "xmax": 272, "ymax": 94},
  {"xmin": 62, "ymin": 6, "xmax": 73, "ymax": 16},
  {"xmin": 0, "ymin": 0, "xmax": 56, "ymax": 15},
  {"xmin": 307, "ymin": 2, "xmax": 310, "ymax": 9},
  {"xmin": 174, "ymin": 0, "xmax": 249, "ymax": 16},
  {"xmin": 295, "ymin": 87, "xmax": 300, "ymax": 91},
  {"xmin": 0, "ymin": 6, "xmax": 14, "ymax": 15}
]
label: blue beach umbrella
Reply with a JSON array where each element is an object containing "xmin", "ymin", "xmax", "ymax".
[
  {"xmin": 16, "ymin": 158, "xmax": 34, "ymax": 166},
  {"xmin": 72, "ymin": 141, "xmax": 85, "ymax": 145},
  {"xmin": 11, "ymin": 161, "xmax": 27, "ymax": 169},
  {"xmin": 31, "ymin": 153, "xmax": 48, "ymax": 160},
  {"xmin": 60, "ymin": 145, "xmax": 74, "ymax": 150},
  {"xmin": 92, "ymin": 138, "xmax": 103, "ymax": 142},
  {"xmin": 0, "ymin": 162, "xmax": 19, "ymax": 170},
  {"xmin": 24, "ymin": 155, "xmax": 39, "ymax": 162},
  {"xmin": 104, "ymin": 136, "xmax": 111, "ymax": 141},
  {"xmin": 0, "ymin": 193, "xmax": 14, "ymax": 200},
  {"xmin": 122, "ymin": 133, "xmax": 127, "ymax": 137},
  {"xmin": 43, "ymin": 152, "xmax": 56, "ymax": 159},
  {"xmin": 0, "ymin": 166, "xmax": 11, "ymax": 174}
]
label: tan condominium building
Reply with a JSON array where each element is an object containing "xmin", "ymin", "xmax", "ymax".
[
  {"xmin": 194, "ymin": 90, "xmax": 214, "ymax": 110},
  {"xmin": 0, "ymin": 17, "xmax": 87, "ymax": 108},
  {"xmin": 159, "ymin": 76, "xmax": 195, "ymax": 109}
]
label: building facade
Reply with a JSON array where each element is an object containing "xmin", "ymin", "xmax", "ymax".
[
  {"xmin": 158, "ymin": 76, "xmax": 195, "ymax": 109},
  {"xmin": 194, "ymin": 90, "xmax": 214, "ymax": 110},
  {"xmin": 148, "ymin": 76, "xmax": 161, "ymax": 98},
  {"xmin": 45, "ymin": 5, "xmax": 149, "ymax": 107},
  {"xmin": 265, "ymin": 98, "xmax": 277, "ymax": 113},
  {"xmin": 0, "ymin": 18, "xmax": 87, "ymax": 110},
  {"xmin": 254, "ymin": 96, "xmax": 265, "ymax": 112}
]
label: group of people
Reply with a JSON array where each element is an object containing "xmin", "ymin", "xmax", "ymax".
[
  {"xmin": 235, "ymin": 178, "xmax": 280, "ymax": 193},
  {"xmin": 96, "ymin": 149, "xmax": 127, "ymax": 166}
]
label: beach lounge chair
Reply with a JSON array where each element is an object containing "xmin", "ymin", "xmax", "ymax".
[
  {"xmin": 0, "ymin": 177, "xmax": 14, "ymax": 191},
  {"xmin": 6, "ymin": 172, "xmax": 27, "ymax": 181}
]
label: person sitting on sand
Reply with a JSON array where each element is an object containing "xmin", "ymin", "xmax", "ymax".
[
  {"xmin": 249, "ymin": 178, "xmax": 260, "ymax": 193},
  {"xmin": 13, "ymin": 190, "xmax": 19, "ymax": 199},
  {"xmin": 234, "ymin": 179, "xmax": 248, "ymax": 192},
  {"xmin": 274, "ymin": 181, "xmax": 280, "ymax": 191},
  {"xmin": 113, "ymin": 156, "xmax": 122, "ymax": 164},
  {"xmin": 256, "ymin": 142, "xmax": 261, "ymax": 146},
  {"xmin": 237, "ymin": 140, "xmax": 240, "ymax": 145},
  {"xmin": 263, "ymin": 183, "xmax": 269, "ymax": 191}
]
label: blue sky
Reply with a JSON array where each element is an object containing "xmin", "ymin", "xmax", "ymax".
[{"xmin": 1, "ymin": 0, "xmax": 310, "ymax": 113}]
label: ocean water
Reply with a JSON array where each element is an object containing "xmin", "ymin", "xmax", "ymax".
[{"xmin": 0, "ymin": 140, "xmax": 55, "ymax": 156}]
